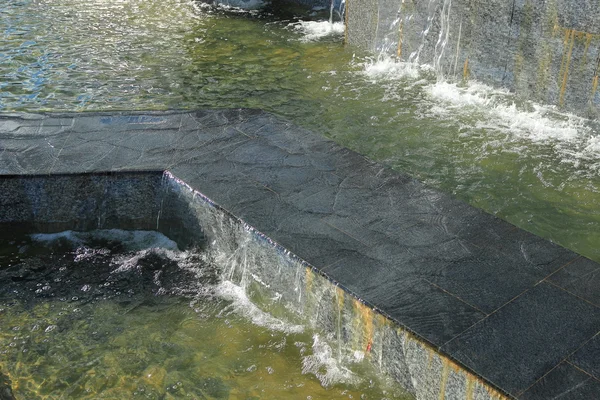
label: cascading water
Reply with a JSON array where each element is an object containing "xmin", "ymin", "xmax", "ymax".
[
  {"xmin": 432, "ymin": 0, "xmax": 451, "ymax": 79},
  {"xmin": 0, "ymin": 227, "xmax": 412, "ymax": 398},
  {"xmin": 407, "ymin": 0, "xmax": 439, "ymax": 66}
]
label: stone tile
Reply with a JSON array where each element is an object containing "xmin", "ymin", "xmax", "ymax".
[
  {"xmin": 72, "ymin": 113, "xmax": 181, "ymax": 133},
  {"xmin": 429, "ymin": 258, "xmax": 523, "ymax": 314},
  {"xmin": 241, "ymin": 164, "xmax": 322, "ymax": 197},
  {"xmin": 549, "ymin": 257, "xmax": 600, "ymax": 306},
  {"xmin": 323, "ymin": 254, "xmax": 485, "ymax": 346},
  {"xmin": 570, "ymin": 334, "xmax": 600, "ymax": 380},
  {"xmin": 224, "ymin": 139, "xmax": 289, "ymax": 167},
  {"xmin": 429, "ymin": 248, "xmax": 562, "ymax": 314},
  {"xmin": 442, "ymin": 282, "xmax": 600, "ymax": 397},
  {"xmin": 520, "ymin": 362, "xmax": 600, "ymax": 400},
  {"xmin": 51, "ymin": 140, "xmax": 122, "ymax": 173}
]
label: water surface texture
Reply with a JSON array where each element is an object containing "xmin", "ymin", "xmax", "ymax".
[
  {"xmin": 2, "ymin": 0, "xmax": 600, "ymax": 262},
  {"xmin": 0, "ymin": 230, "xmax": 410, "ymax": 399}
]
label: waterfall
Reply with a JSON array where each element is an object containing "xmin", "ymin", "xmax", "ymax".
[
  {"xmin": 407, "ymin": 0, "xmax": 439, "ymax": 66},
  {"xmin": 433, "ymin": 0, "xmax": 451, "ymax": 79}
]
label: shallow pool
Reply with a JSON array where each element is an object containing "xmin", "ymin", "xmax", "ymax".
[
  {"xmin": 0, "ymin": 230, "xmax": 410, "ymax": 399},
  {"xmin": 2, "ymin": 0, "xmax": 600, "ymax": 263}
]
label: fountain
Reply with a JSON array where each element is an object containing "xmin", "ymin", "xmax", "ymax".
[
  {"xmin": 345, "ymin": 0, "xmax": 600, "ymax": 119},
  {"xmin": 2, "ymin": 110, "xmax": 600, "ymax": 399},
  {"xmin": 2, "ymin": 0, "xmax": 600, "ymax": 397}
]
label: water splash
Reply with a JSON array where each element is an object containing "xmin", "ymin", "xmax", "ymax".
[
  {"xmin": 288, "ymin": 20, "xmax": 344, "ymax": 42},
  {"xmin": 214, "ymin": 281, "xmax": 304, "ymax": 333},
  {"xmin": 425, "ymin": 80, "xmax": 596, "ymax": 164},
  {"xmin": 361, "ymin": 56, "xmax": 422, "ymax": 81},
  {"xmin": 301, "ymin": 334, "xmax": 357, "ymax": 387}
]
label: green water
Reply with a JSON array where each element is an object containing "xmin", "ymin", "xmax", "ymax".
[
  {"xmin": 0, "ymin": 231, "xmax": 410, "ymax": 399},
  {"xmin": 2, "ymin": 0, "xmax": 600, "ymax": 261}
]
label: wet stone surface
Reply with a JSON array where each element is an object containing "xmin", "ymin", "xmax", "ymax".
[{"xmin": 1, "ymin": 109, "xmax": 600, "ymax": 398}]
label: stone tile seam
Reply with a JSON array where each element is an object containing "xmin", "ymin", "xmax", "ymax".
[
  {"xmin": 244, "ymin": 176, "xmax": 281, "ymax": 198},
  {"xmin": 424, "ymin": 278, "xmax": 488, "ymax": 315},
  {"xmin": 323, "ymin": 220, "xmax": 374, "ymax": 248},
  {"xmin": 552, "ymin": 262, "xmax": 600, "ymax": 287},
  {"xmin": 564, "ymin": 359, "xmax": 600, "ymax": 383},
  {"xmin": 441, "ymin": 257, "xmax": 598, "ymax": 350},
  {"xmin": 440, "ymin": 288, "xmax": 531, "ymax": 349},
  {"xmin": 170, "ymin": 138, "xmax": 252, "ymax": 168},
  {"xmin": 48, "ymin": 128, "xmax": 74, "ymax": 174},
  {"xmin": 544, "ymin": 279, "xmax": 600, "ymax": 310},
  {"xmin": 168, "ymin": 144, "xmax": 222, "ymax": 168},
  {"xmin": 538, "ymin": 255, "xmax": 582, "ymax": 283},
  {"xmin": 516, "ymin": 333, "xmax": 600, "ymax": 398}
]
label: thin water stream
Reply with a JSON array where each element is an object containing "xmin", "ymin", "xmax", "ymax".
[{"xmin": 1, "ymin": 2, "xmax": 600, "ymax": 261}]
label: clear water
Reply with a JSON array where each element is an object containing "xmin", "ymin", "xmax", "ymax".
[
  {"xmin": 0, "ymin": 230, "xmax": 410, "ymax": 399},
  {"xmin": 2, "ymin": 0, "xmax": 600, "ymax": 261}
]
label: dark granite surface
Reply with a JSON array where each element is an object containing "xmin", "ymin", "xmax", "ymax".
[
  {"xmin": 520, "ymin": 362, "xmax": 600, "ymax": 400},
  {"xmin": 1, "ymin": 109, "xmax": 600, "ymax": 398}
]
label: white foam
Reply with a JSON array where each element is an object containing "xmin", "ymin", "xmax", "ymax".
[
  {"xmin": 289, "ymin": 21, "xmax": 344, "ymax": 42},
  {"xmin": 424, "ymin": 80, "xmax": 600, "ymax": 170},
  {"xmin": 31, "ymin": 229, "xmax": 178, "ymax": 252},
  {"xmin": 215, "ymin": 281, "xmax": 304, "ymax": 334},
  {"xmin": 301, "ymin": 334, "xmax": 357, "ymax": 387},
  {"xmin": 200, "ymin": 0, "xmax": 266, "ymax": 11},
  {"xmin": 362, "ymin": 57, "xmax": 422, "ymax": 81},
  {"xmin": 426, "ymin": 81, "xmax": 589, "ymax": 141}
]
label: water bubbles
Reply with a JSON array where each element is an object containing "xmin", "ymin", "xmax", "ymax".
[{"xmin": 81, "ymin": 284, "xmax": 91, "ymax": 292}]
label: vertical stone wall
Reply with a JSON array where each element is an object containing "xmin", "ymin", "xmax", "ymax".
[
  {"xmin": 0, "ymin": 172, "xmax": 164, "ymax": 233},
  {"xmin": 346, "ymin": 0, "xmax": 600, "ymax": 118},
  {"xmin": 161, "ymin": 171, "xmax": 508, "ymax": 400}
]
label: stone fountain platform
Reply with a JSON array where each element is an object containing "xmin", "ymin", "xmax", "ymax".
[{"xmin": 1, "ymin": 109, "xmax": 600, "ymax": 399}]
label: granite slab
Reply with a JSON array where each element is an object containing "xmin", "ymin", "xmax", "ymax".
[{"xmin": 1, "ymin": 109, "xmax": 599, "ymax": 398}]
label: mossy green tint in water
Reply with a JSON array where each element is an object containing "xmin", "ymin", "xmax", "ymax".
[
  {"xmin": 0, "ymin": 231, "xmax": 411, "ymax": 399},
  {"xmin": 2, "ymin": 0, "xmax": 600, "ymax": 264}
]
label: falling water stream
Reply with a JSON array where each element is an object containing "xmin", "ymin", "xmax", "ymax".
[{"xmin": 1, "ymin": 0, "xmax": 600, "ymax": 396}]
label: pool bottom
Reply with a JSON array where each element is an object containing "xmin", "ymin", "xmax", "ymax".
[{"xmin": 0, "ymin": 230, "xmax": 411, "ymax": 399}]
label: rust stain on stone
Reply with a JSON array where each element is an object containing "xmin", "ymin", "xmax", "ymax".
[
  {"xmin": 397, "ymin": 19, "xmax": 404, "ymax": 58},
  {"xmin": 559, "ymin": 29, "xmax": 575, "ymax": 107},
  {"xmin": 438, "ymin": 359, "xmax": 450, "ymax": 400},
  {"xmin": 344, "ymin": 0, "xmax": 349, "ymax": 44},
  {"xmin": 465, "ymin": 376, "xmax": 475, "ymax": 400}
]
